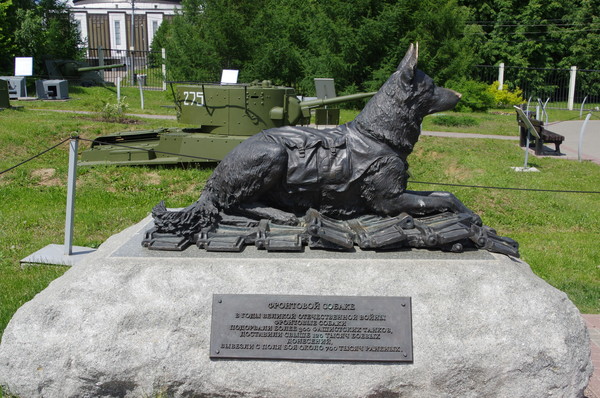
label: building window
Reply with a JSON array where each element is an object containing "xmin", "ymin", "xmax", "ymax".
[
  {"xmin": 152, "ymin": 20, "xmax": 159, "ymax": 35},
  {"xmin": 115, "ymin": 20, "xmax": 121, "ymax": 46},
  {"xmin": 74, "ymin": 19, "xmax": 82, "ymax": 36}
]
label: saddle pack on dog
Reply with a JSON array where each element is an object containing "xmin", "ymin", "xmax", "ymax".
[{"xmin": 259, "ymin": 123, "xmax": 399, "ymax": 192}]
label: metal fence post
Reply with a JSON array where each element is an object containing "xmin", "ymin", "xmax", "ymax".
[
  {"xmin": 578, "ymin": 112, "xmax": 592, "ymax": 162},
  {"xmin": 20, "ymin": 135, "xmax": 97, "ymax": 266},
  {"xmin": 498, "ymin": 63, "xmax": 505, "ymax": 90},
  {"xmin": 568, "ymin": 66, "xmax": 577, "ymax": 111},
  {"xmin": 98, "ymin": 46, "xmax": 105, "ymax": 81},
  {"xmin": 64, "ymin": 137, "xmax": 78, "ymax": 256},
  {"xmin": 580, "ymin": 95, "xmax": 588, "ymax": 118},
  {"xmin": 162, "ymin": 48, "xmax": 167, "ymax": 91}
]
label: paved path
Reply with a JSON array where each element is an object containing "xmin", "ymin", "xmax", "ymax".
[
  {"xmin": 422, "ymin": 130, "xmax": 519, "ymax": 141},
  {"xmin": 423, "ymin": 119, "xmax": 600, "ymax": 165},
  {"xmin": 548, "ymin": 120, "xmax": 600, "ymax": 164}
]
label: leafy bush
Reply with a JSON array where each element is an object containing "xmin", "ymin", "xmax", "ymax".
[
  {"xmin": 487, "ymin": 81, "xmax": 524, "ymax": 108},
  {"xmin": 431, "ymin": 115, "xmax": 479, "ymax": 127},
  {"xmin": 445, "ymin": 79, "xmax": 495, "ymax": 112},
  {"xmin": 100, "ymin": 96, "xmax": 129, "ymax": 122}
]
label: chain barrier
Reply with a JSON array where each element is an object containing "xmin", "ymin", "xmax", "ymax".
[
  {"xmin": 0, "ymin": 137, "xmax": 71, "ymax": 176},
  {"xmin": 408, "ymin": 180, "xmax": 600, "ymax": 194}
]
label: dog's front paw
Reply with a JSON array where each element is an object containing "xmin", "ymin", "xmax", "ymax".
[
  {"xmin": 470, "ymin": 213, "xmax": 483, "ymax": 226},
  {"xmin": 280, "ymin": 214, "xmax": 299, "ymax": 226}
]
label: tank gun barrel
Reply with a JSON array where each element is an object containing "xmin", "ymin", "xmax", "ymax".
[
  {"xmin": 299, "ymin": 92, "xmax": 377, "ymax": 109},
  {"xmin": 76, "ymin": 63, "xmax": 125, "ymax": 72},
  {"xmin": 270, "ymin": 91, "xmax": 377, "ymax": 126}
]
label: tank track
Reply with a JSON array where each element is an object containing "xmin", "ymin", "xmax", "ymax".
[{"xmin": 142, "ymin": 209, "xmax": 519, "ymax": 257}]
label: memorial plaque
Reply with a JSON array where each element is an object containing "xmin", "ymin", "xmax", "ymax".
[{"xmin": 210, "ymin": 294, "xmax": 412, "ymax": 362}]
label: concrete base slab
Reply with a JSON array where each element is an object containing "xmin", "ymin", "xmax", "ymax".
[
  {"xmin": 511, "ymin": 166, "xmax": 540, "ymax": 172},
  {"xmin": 20, "ymin": 243, "xmax": 97, "ymax": 266}
]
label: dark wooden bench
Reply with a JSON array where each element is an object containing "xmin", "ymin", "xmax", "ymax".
[{"xmin": 514, "ymin": 106, "xmax": 564, "ymax": 155}]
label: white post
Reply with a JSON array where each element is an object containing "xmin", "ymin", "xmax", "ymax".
[
  {"xmin": 117, "ymin": 77, "xmax": 121, "ymax": 102},
  {"xmin": 578, "ymin": 112, "xmax": 592, "ymax": 162},
  {"xmin": 568, "ymin": 66, "xmax": 577, "ymax": 111},
  {"xmin": 580, "ymin": 95, "xmax": 588, "ymax": 118},
  {"xmin": 498, "ymin": 63, "xmax": 505, "ymax": 90},
  {"xmin": 64, "ymin": 137, "xmax": 78, "ymax": 256},
  {"xmin": 523, "ymin": 133, "xmax": 530, "ymax": 169},
  {"xmin": 138, "ymin": 78, "xmax": 144, "ymax": 110},
  {"xmin": 162, "ymin": 48, "xmax": 167, "ymax": 91}
]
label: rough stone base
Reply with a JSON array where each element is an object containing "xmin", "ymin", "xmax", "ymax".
[{"xmin": 0, "ymin": 217, "xmax": 593, "ymax": 398}]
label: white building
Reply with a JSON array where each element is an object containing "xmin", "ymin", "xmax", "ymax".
[{"xmin": 69, "ymin": 0, "xmax": 181, "ymax": 55}]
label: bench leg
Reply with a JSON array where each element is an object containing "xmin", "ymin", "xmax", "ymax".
[
  {"xmin": 520, "ymin": 127, "xmax": 528, "ymax": 147},
  {"xmin": 535, "ymin": 138, "xmax": 544, "ymax": 155}
]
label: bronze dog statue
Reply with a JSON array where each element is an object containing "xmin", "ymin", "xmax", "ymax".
[{"xmin": 146, "ymin": 44, "xmax": 518, "ymax": 256}]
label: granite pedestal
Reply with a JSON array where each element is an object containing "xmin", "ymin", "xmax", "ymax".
[{"xmin": 0, "ymin": 217, "xmax": 592, "ymax": 397}]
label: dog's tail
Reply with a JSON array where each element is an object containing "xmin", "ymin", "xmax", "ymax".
[{"xmin": 152, "ymin": 199, "xmax": 219, "ymax": 237}]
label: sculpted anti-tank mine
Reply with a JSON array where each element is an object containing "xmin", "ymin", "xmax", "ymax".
[{"xmin": 143, "ymin": 44, "xmax": 519, "ymax": 257}]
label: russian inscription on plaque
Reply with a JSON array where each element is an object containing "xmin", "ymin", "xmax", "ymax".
[{"xmin": 210, "ymin": 294, "xmax": 413, "ymax": 362}]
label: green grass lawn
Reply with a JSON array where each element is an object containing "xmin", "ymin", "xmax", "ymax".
[
  {"xmin": 1, "ymin": 91, "xmax": 599, "ymax": 345},
  {"xmin": 14, "ymin": 85, "xmax": 179, "ymax": 116},
  {"xmin": 341, "ymin": 108, "xmax": 521, "ymax": 135}
]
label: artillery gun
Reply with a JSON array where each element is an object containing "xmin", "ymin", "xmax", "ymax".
[
  {"xmin": 79, "ymin": 80, "xmax": 375, "ymax": 166},
  {"xmin": 45, "ymin": 60, "xmax": 125, "ymax": 86}
]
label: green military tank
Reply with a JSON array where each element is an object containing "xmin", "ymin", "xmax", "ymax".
[{"xmin": 79, "ymin": 80, "xmax": 375, "ymax": 166}]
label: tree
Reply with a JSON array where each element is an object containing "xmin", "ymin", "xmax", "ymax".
[
  {"xmin": 160, "ymin": 0, "xmax": 262, "ymax": 82},
  {"xmin": 159, "ymin": 0, "xmax": 480, "ymax": 94},
  {"xmin": 459, "ymin": 0, "xmax": 600, "ymax": 69},
  {"xmin": 0, "ymin": 0, "xmax": 15, "ymax": 73},
  {"xmin": 0, "ymin": 0, "xmax": 81, "ymax": 75},
  {"xmin": 13, "ymin": 0, "xmax": 83, "ymax": 74},
  {"xmin": 562, "ymin": 0, "xmax": 600, "ymax": 70}
]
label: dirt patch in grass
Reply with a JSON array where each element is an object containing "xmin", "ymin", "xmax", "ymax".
[
  {"xmin": 169, "ymin": 183, "xmax": 201, "ymax": 199},
  {"xmin": 77, "ymin": 116, "xmax": 143, "ymax": 125},
  {"xmin": 31, "ymin": 168, "xmax": 62, "ymax": 186},
  {"xmin": 444, "ymin": 161, "xmax": 472, "ymax": 181},
  {"xmin": 144, "ymin": 172, "xmax": 161, "ymax": 185}
]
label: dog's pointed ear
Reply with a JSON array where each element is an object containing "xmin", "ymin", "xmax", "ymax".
[{"xmin": 397, "ymin": 43, "xmax": 418, "ymax": 81}]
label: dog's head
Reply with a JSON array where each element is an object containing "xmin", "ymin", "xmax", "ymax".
[
  {"xmin": 395, "ymin": 43, "xmax": 461, "ymax": 115},
  {"xmin": 354, "ymin": 44, "xmax": 461, "ymax": 155}
]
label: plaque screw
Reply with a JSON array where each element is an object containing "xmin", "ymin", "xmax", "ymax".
[
  {"xmin": 402, "ymin": 351, "xmax": 407, "ymax": 357},
  {"xmin": 218, "ymin": 299, "xmax": 222, "ymax": 303},
  {"xmin": 216, "ymin": 350, "xmax": 220, "ymax": 354},
  {"xmin": 401, "ymin": 303, "xmax": 406, "ymax": 307}
]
